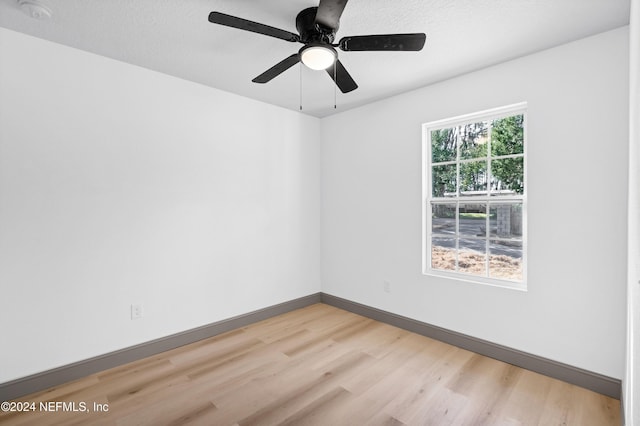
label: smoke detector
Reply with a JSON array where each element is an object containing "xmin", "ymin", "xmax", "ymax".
[{"xmin": 18, "ymin": 0, "xmax": 52, "ymax": 20}]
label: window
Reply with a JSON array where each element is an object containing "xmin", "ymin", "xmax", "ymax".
[{"xmin": 422, "ymin": 103, "xmax": 527, "ymax": 289}]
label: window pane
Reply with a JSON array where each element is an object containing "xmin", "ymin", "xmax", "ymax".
[
  {"xmin": 432, "ymin": 164, "xmax": 456, "ymax": 197},
  {"xmin": 458, "ymin": 203, "xmax": 487, "ymax": 238},
  {"xmin": 459, "ymin": 161, "xmax": 487, "ymax": 195},
  {"xmin": 491, "ymin": 157, "xmax": 524, "ymax": 195},
  {"xmin": 460, "ymin": 122, "xmax": 489, "ymax": 160},
  {"xmin": 431, "ymin": 238, "xmax": 456, "ymax": 271},
  {"xmin": 458, "ymin": 239, "xmax": 487, "ymax": 276},
  {"xmin": 489, "ymin": 203, "xmax": 523, "ymax": 238},
  {"xmin": 489, "ymin": 239, "xmax": 522, "ymax": 281},
  {"xmin": 431, "ymin": 128, "xmax": 457, "ymax": 163},
  {"xmin": 431, "ymin": 203, "xmax": 456, "ymax": 236},
  {"xmin": 491, "ymin": 115, "xmax": 524, "ymax": 157}
]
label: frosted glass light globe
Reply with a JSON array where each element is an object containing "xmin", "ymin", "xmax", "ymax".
[{"xmin": 300, "ymin": 45, "xmax": 337, "ymax": 70}]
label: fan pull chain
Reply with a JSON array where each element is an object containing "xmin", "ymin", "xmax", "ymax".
[
  {"xmin": 299, "ymin": 64, "xmax": 303, "ymax": 111},
  {"xmin": 333, "ymin": 63, "xmax": 337, "ymax": 109}
]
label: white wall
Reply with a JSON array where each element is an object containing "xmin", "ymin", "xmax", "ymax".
[
  {"xmin": 626, "ymin": 0, "xmax": 640, "ymax": 422},
  {"xmin": 0, "ymin": 23, "xmax": 630, "ymax": 387},
  {"xmin": 321, "ymin": 27, "xmax": 629, "ymax": 379},
  {"xmin": 0, "ymin": 28, "xmax": 321, "ymax": 383}
]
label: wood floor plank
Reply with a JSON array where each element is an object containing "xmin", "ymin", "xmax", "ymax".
[
  {"xmin": 490, "ymin": 368, "xmax": 553, "ymax": 425},
  {"xmin": 0, "ymin": 303, "xmax": 620, "ymax": 425}
]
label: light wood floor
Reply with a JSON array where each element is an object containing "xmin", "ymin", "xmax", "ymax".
[{"xmin": 1, "ymin": 303, "xmax": 620, "ymax": 425}]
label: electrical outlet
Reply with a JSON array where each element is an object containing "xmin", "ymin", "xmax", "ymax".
[
  {"xmin": 383, "ymin": 280, "xmax": 391, "ymax": 293},
  {"xmin": 131, "ymin": 304, "xmax": 144, "ymax": 320}
]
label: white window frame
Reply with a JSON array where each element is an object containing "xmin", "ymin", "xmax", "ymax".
[{"xmin": 422, "ymin": 102, "xmax": 528, "ymax": 290}]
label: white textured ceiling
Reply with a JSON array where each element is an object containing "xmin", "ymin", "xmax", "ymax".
[{"xmin": 0, "ymin": 0, "xmax": 630, "ymax": 117}]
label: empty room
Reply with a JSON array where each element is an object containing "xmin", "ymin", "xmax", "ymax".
[{"xmin": 1, "ymin": 0, "xmax": 638, "ymax": 425}]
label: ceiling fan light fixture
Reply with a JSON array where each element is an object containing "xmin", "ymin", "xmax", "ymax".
[{"xmin": 300, "ymin": 44, "xmax": 336, "ymax": 70}]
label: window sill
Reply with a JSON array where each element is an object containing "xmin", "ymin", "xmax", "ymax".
[{"xmin": 423, "ymin": 268, "xmax": 527, "ymax": 291}]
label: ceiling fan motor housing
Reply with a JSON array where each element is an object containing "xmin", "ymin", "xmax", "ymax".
[{"xmin": 296, "ymin": 7, "xmax": 336, "ymax": 44}]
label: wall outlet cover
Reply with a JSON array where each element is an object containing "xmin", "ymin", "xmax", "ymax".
[{"xmin": 131, "ymin": 304, "xmax": 144, "ymax": 320}]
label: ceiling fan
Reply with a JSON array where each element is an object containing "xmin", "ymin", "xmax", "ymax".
[{"xmin": 208, "ymin": 0, "xmax": 426, "ymax": 93}]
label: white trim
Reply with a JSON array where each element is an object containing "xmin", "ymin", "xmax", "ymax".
[
  {"xmin": 428, "ymin": 268, "xmax": 528, "ymax": 291},
  {"xmin": 424, "ymin": 102, "xmax": 528, "ymax": 131},
  {"xmin": 433, "ymin": 152, "xmax": 523, "ymax": 167},
  {"xmin": 626, "ymin": 1, "xmax": 640, "ymax": 422},
  {"xmin": 422, "ymin": 103, "xmax": 528, "ymax": 290}
]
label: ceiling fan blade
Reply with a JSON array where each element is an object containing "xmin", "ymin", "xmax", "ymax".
[
  {"xmin": 314, "ymin": 0, "xmax": 349, "ymax": 31},
  {"xmin": 339, "ymin": 33, "xmax": 426, "ymax": 51},
  {"xmin": 252, "ymin": 54, "xmax": 300, "ymax": 84},
  {"xmin": 326, "ymin": 59, "xmax": 358, "ymax": 93},
  {"xmin": 208, "ymin": 12, "xmax": 300, "ymax": 43}
]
